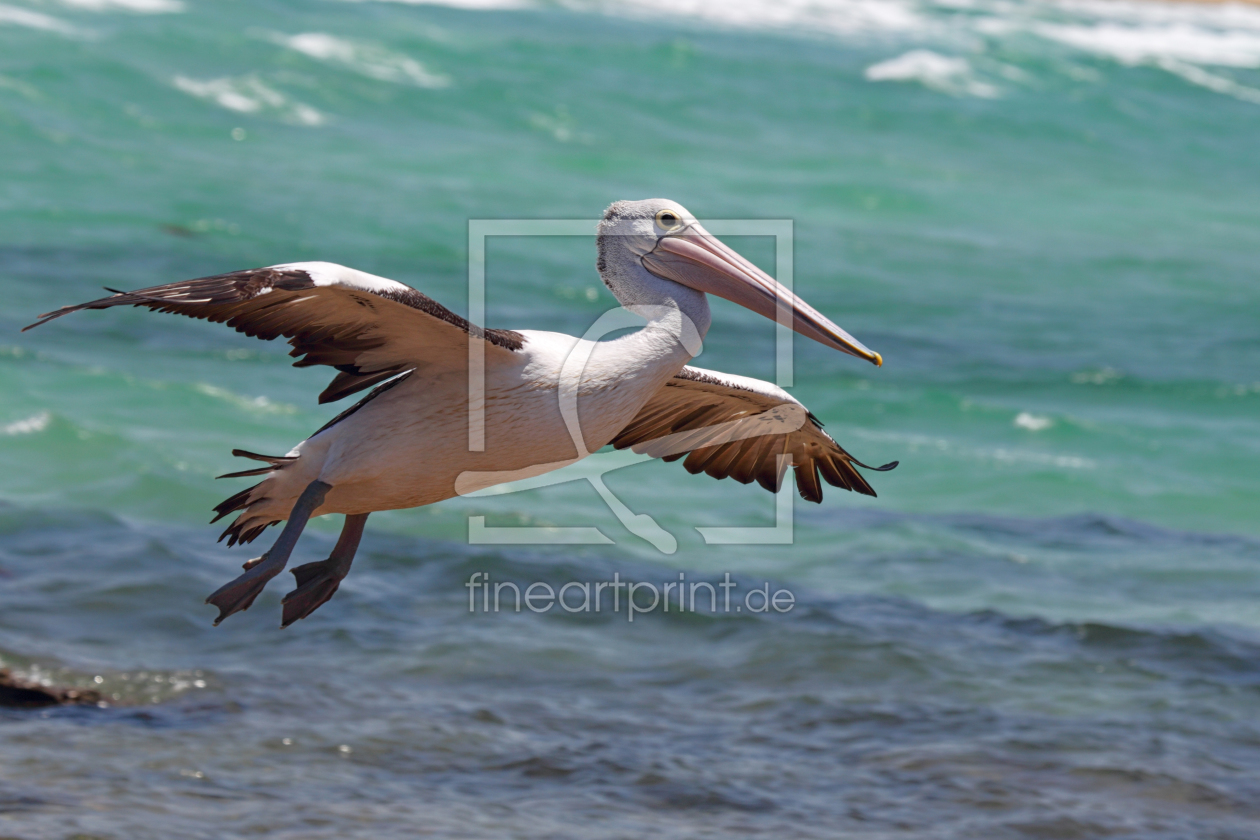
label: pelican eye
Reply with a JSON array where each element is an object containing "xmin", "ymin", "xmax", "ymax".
[{"xmin": 655, "ymin": 210, "xmax": 683, "ymax": 232}]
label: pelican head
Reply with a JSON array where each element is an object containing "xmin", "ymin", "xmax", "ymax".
[{"xmin": 597, "ymin": 199, "xmax": 881, "ymax": 366}]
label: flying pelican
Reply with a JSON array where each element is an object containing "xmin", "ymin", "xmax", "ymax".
[{"xmin": 24, "ymin": 199, "xmax": 896, "ymax": 627}]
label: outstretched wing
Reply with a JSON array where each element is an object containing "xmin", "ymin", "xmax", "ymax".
[
  {"xmin": 610, "ymin": 366, "xmax": 897, "ymax": 502},
  {"xmin": 24, "ymin": 261, "xmax": 525, "ymax": 403}
]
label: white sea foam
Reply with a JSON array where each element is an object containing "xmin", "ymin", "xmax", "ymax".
[
  {"xmin": 3, "ymin": 412, "xmax": 51, "ymax": 436},
  {"xmin": 866, "ymin": 50, "xmax": 1000, "ymax": 97},
  {"xmin": 277, "ymin": 32, "xmax": 450, "ymax": 88},
  {"xmin": 339, "ymin": 0, "xmax": 531, "ymax": 8},
  {"xmin": 0, "ymin": 4, "xmax": 80, "ymax": 35},
  {"xmin": 194, "ymin": 384, "xmax": 297, "ymax": 415},
  {"xmin": 1029, "ymin": 5, "xmax": 1260, "ymax": 106},
  {"xmin": 1048, "ymin": 0, "xmax": 1260, "ymax": 31},
  {"xmin": 575, "ymin": 0, "xmax": 931, "ymax": 37},
  {"xmin": 336, "ymin": 0, "xmax": 1260, "ymax": 61},
  {"xmin": 1038, "ymin": 21, "xmax": 1260, "ymax": 67},
  {"xmin": 991, "ymin": 448, "xmax": 1095, "ymax": 469},
  {"xmin": 336, "ymin": 0, "xmax": 1260, "ymax": 106},
  {"xmin": 54, "ymin": 0, "xmax": 183, "ymax": 12},
  {"xmin": 1014, "ymin": 412, "xmax": 1053, "ymax": 432},
  {"xmin": 172, "ymin": 76, "xmax": 325, "ymax": 125},
  {"xmin": 1158, "ymin": 56, "xmax": 1260, "ymax": 103},
  {"xmin": 347, "ymin": 0, "xmax": 930, "ymax": 33}
]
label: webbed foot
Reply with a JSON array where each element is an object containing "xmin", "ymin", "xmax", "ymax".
[
  {"xmin": 281, "ymin": 559, "xmax": 346, "ymax": 627},
  {"xmin": 205, "ymin": 553, "xmax": 278, "ymax": 625},
  {"xmin": 204, "ymin": 479, "xmax": 333, "ymax": 627}
]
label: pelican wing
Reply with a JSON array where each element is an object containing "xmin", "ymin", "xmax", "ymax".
[
  {"xmin": 610, "ymin": 366, "xmax": 897, "ymax": 502},
  {"xmin": 24, "ymin": 261, "xmax": 525, "ymax": 403}
]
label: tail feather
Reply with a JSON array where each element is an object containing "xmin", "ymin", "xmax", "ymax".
[
  {"xmin": 211, "ymin": 483, "xmax": 260, "ymax": 525},
  {"xmin": 211, "ymin": 479, "xmax": 279, "ymax": 547},
  {"xmin": 219, "ymin": 518, "xmax": 280, "ymax": 548},
  {"xmin": 214, "ymin": 449, "xmax": 298, "ymax": 546},
  {"xmin": 216, "ymin": 466, "xmax": 273, "ymax": 479},
  {"xmin": 231, "ymin": 449, "xmax": 296, "ymax": 465}
]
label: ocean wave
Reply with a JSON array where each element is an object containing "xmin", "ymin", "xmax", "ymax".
[
  {"xmin": 865, "ymin": 50, "xmax": 1001, "ymax": 97},
  {"xmin": 192, "ymin": 383, "xmax": 299, "ymax": 416},
  {"xmin": 591, "ymin": 0, "xmax": 930, "ymax": 37},
  {"xmin": 366, "ymin": 0, "xmax": 1260, "ymax": 107},
  {"xmin": 1, "ymin": 412, "xmax": 51, "ymax": 436},
  {"xmin": 53, "ymin": 0, "xmax": 182, "ymax": 12},
  {"xmin": 1013, "ymin": 411, "xmax": 1053, "ymax": 431},
  {"xmin": 851, "ymin": 428, "xmax": 1096, "ymax": 470},
  {"xmin": 338, "ymin": 0, "xmax": 531, "ymax": 7},
  {"xmin": 338, "ymin": 0, "xmax": 1260, "ymax": 54},
  {"xmin": 274, "ymin": 32, "xmax": 451, "ymax": 88},
  {"xmin": 0, "ymin": 4, "xmax": 81, "ymax": 35},
  {"xmin": 1157, "ymin": 56, "xmax": 1260, "ymax": 103},
  {"xmin": 1048, "ymin": 0, "xmax": 1260, "ymax": 31},
  {"xmin": 348, "ymin": 0, "xmax": 932, "ymax": 35},
  {"xmin": 966, "ymin": 608, "xmax": 1260, "ymax": 684},
  {"xmin": 172, "ymin": 75, "xmax": 324, "ymax": 125},
  {"xmin": 1038, "ymin": 20, "xmax": 1260, "ymax": 68}
]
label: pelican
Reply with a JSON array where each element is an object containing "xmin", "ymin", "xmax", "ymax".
[{"xmin": 24, "ymin": 199, "xmax": 896, "ymax": 627}]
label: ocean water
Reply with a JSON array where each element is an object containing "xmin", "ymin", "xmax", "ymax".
[{"xmin": 2, "ymin": 0, "xmax": 1260, "ymax": 836}]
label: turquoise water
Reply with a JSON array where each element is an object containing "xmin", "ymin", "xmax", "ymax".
[{"xmin": 3, "ymin": 0, "xmax": 1260, "ymax": 836}]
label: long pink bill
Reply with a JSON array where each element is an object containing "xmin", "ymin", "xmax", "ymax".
[{"xmin": 641, "ymin": 223, "xmax": 882, "ymax": 366}]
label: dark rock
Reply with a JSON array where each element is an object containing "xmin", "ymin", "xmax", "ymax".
[{"xmin": 0, "ymin": 668, "xmax": 101, "ymax": 708}]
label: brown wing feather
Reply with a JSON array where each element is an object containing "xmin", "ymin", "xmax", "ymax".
[
  {"xmin": 729, "ymin": 434, "xmax": 777, "ymax": 485},
  {"xmin": 24, "ymin": 265, "xmax": 524, "ymax": 404},
  {"xmin": 611, "ymin": 367, "xmax": 897, "ymax": 502}
]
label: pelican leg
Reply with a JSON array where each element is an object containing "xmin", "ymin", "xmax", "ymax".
[
  {"xmin": 205, "ymin": 480, "xmax": 332, "ymax": 626},
  {"xmin": 281, "ymin": 513, "xmax": 369, "ymax": 627}
]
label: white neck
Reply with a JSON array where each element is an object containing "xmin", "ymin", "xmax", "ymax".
[
  {"xmin": 557, "ymin": 281, "xmax": 711, "ymax": 453},
  {"xmin": 585, "ymin": 290, "xmax": 709, "ymax": 388},
  {"xmin": 598, "ymin": 244, "xmax": 712, "ymax": 365}
]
